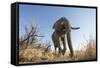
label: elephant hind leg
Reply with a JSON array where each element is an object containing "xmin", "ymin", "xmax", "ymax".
[
  {"xmin": 55, "ymin": 46, "xmax": 57, "ymax": 53},
  {"xmin": 67, "ymin": 32, "xmax": 73, "ymax": 57}
]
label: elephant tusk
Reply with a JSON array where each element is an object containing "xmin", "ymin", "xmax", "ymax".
[{"xmin": 71, "ymin": 27, "xmax": 80, "ymax": 30}]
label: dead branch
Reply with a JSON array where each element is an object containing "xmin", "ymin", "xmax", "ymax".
[{"xmin": 19, "ymin": 24, "xmax": 44, "ymax": 46}]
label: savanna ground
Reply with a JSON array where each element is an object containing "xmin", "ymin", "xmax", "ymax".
[{"xmin": 19, "ymin": 39, "xmax": 96, "ymax": 64}]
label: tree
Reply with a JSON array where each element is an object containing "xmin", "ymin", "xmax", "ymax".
[{"xmin": 19, "ymin": 24, "xmax": 44, "ymax": 46}]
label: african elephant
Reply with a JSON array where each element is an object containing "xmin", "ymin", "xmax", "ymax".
[{"xmin": 52, "ymin": 17, "xmax": 80, "ymax": 57}]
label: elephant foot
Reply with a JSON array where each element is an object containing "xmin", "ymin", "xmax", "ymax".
[
  {"xmin": 62, "ymin": 49, "xmax": 66, "ymax": 55},
  {"xmin": 69, "ymin": 53, "xmax": 73, "ymax": 57}
]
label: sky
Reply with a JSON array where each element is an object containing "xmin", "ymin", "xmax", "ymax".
[{"xmin": 19, "ymin": 4, "xmax": 96, "ymax": 50}]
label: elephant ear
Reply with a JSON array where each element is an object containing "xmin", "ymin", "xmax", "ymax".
[{"xmin": 53, "ymin": 17, "xmax": 63, "ymax": 30}]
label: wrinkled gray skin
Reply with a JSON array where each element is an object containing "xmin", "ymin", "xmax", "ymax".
[{"xmin": 52, "ymin": 17, "xmax": 80, "ymax": 57}]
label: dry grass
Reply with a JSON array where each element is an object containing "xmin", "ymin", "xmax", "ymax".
[
  {"xmin": 19, "ymin": 45, "xmax": 57, "ymax": 64},
  {"xmin": 73, "ymin": 39, "xmax": 96, "ymax": 61},
  {"xmin": 19, "ymin": 39, "xmax": 96, "ymax": 64}
]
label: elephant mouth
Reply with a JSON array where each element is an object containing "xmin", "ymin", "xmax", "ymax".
[
  {"xmin": 61, "ymin": 34, "xmax": 65, "ymax": 37},
  {"xmin": 62, "ymin": 29, "xmax": 66, "ymax": 32}
]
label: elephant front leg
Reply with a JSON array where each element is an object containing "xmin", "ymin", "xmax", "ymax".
[
  {"xmin": 67, "ymin": 32, "xmax": 73, "ymax": 57},
  {"xmin": 61, "ymin": 36, "xmax": 66, "ymax": 55},
  {"xmin": 58, "ymin": 37, "xmax": 62, "ymax": 55}
]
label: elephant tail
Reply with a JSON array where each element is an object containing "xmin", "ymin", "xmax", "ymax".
[{"xmin": 71, "ymin": 27, "xmax": 80, "ymax": 30}]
